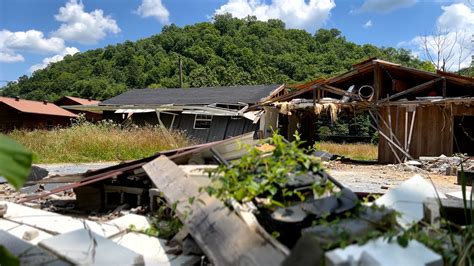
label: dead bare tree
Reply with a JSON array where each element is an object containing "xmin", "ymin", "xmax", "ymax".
[
  {"xmin": 421, "ymin": 28, "xmax": 472, "ymax": 73},
  {"xmin": 456, "ymin": 31, "xmax": 472, "ymax": 74},
  {"xmin": 421, "ymin": 29, "xmax": 458, "ymax": 72}
]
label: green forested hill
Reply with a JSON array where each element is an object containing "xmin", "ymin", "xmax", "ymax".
[{"xmin": 1, "ymin": 14, "xmax": 434, "ymax": 101}]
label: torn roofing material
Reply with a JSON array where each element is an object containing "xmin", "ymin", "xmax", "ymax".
[
  {"xmin": 100, "ymin": 84, "xmax": 284, "ymax": 106},
  {"xmin": 0, "ymin": 97, "xmax": 78, "ymax": 117}
]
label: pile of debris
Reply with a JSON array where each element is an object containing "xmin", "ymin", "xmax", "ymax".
[
  {"xmin": 1, "ymin": 133, "xmax": 472, "ymax": 265},
  {"xmin": 395, "ymin": 155, "xmax": 474, "ymax": 178}
]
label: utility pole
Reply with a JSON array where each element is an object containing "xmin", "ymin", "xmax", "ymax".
[{"xmin": 179, "ymin": 57, "xmax": 183, "ymax": 88}]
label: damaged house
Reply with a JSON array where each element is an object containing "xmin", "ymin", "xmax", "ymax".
[
  {"xmin": 64, "ymin": 84, "xmax": 285, "ymax": 142},
  {"xmin": 0, "ymin": 96, "xmax": 77, "ymax": 131},
  {"xmin": 54, "ymin": 96, "xmax": 102, "ymax": 122},
  {"xmin": 260, "ymin": 58, "xmax": 474, "ymax": 163}
]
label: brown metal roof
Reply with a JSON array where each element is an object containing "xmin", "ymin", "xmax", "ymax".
[
  {"xmin": 58, "ymin": 96, "xmax": 101, "ymax": 105},
  {"xmin": 0, "ymin": 97, "xmax": 78, "ymax": 117}
]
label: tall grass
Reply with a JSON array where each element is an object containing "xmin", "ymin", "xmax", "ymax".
[
  {"xmin": 317, "ymin": 142, "xmax": 378, "ymax": 161},
  {"xmin": 8, "ymin": 119, "xmax": 192, "ymax": 163}
]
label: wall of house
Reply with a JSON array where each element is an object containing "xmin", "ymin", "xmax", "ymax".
[
  {"xmin": 0, "ymin": 104, "xmax": 73, "ymax": 131},
  {"xmin": 0, "ymin": 103, "xmax": 22, "ymax": 131},
  {"xmin": 378, "ymin": 103, "xmax": 474, "ymax": 163},
  {"xmin": 174, "ymin": 114, "xmax": 258, "ymax": 142}
]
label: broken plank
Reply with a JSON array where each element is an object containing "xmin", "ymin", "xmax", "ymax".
[{"xmin": 142, "ymin": 156, "xmax": 287, "ymax": 266}]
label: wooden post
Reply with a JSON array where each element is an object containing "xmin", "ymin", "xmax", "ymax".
[
  {"xmin": 287, "ymin": 114, "xmax": 299, "ymax": 142},
  {"xmin": 442, "ymin": 77, "xmax": 446, "ymax": 98},
  {"xmin": 369, "ymin": 110, "xmax": 402, "ymax": 164},
  {"xmin": 406, "ymin": 107, "xmax": 417, "ymax": 154},
  {"xmin": 404, "ymin": 108, "xmax": 408, "ymax": 153},
  {"xmin": 374, "ymin": 63, "xmax": 382, "ymax": 100},
  {"xmin": 179, "ymin": 57, "xmax": 183, "ymax": 88}
]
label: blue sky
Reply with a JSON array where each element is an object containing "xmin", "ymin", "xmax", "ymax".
[{"xmin": 1, "ymin": 0, "xmax": 473, "ymax": 84}]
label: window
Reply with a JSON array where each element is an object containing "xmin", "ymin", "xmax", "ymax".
[
  {"xmin": 46, "ymin": 119, "xmax": 53, "ymax": 130},
  {"xmin": 194, "ymin": 114, "xmax": 212, "ymax": 129}
]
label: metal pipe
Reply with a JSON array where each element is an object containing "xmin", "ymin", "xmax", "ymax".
[
  {"xmin": 340, "ymin": 85, "xmax": 356, "ymax": 103},
  {"xmin": 358, "ymin": 85, "xmax": 375, "ymax": 101}
]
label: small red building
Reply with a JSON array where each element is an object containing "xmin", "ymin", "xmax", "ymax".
[
  {"xmin": 54, "ymin": 96, "xmax": 102, "ymax": 121},
  {"xmin": 0, "ymin": 96, "xmax": 77, "ymax": 131}
]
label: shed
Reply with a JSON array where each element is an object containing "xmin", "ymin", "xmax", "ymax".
[
  {"xmin": 0, "ymin": 97, "xmax": 77, "ymax": 131},
  {"xmin": 259, "ymin": 59, "xmax": 474, "ymax": 163}
]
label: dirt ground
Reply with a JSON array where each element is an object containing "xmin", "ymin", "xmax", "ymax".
[{"xmin": 327, "ymin": 161, "xmax": 462, "ymax": 194}]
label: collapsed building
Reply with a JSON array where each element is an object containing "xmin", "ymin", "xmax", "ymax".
[
  {"xmin": 259, "ymin": 58, "xmax": 474, "ymax": 163},
  {"xmin": 63, "ymin": 84, "xmax": 285, "ymax": 142}
]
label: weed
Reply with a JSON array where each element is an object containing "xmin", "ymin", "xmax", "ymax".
[{"xmin": 7, "ymin": 117, "xmax": 192, "ymax": 163}]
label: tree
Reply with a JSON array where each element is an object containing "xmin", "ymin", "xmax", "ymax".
[
  {"xmin": 421, "ymin": 29, "xmax": 471, "ymax": 72},
  {"xmin": 1, "ymin": 16, "xmax": 431, "ymax": 100}
]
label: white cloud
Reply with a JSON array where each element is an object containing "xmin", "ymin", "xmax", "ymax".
[
  {"xmin": 0, "ymin": 52, "xmax": 24, "ymax": 63},
  {"xmin": 29, "ymin": 47, "xmax": 79, "ymax": 72},
  {"xmin": 399, "ymin": 3, "xmax": 474, "ymax": 71},
  {"xmin": 214, "ymin": 0, "xmax": 336, "ymax": 30},
  {"xmin": 53, "ymin": 0, "xmax": 120, "ymax": 44},
  {"xmin": 135, "ymin": 0, "xmax": 170, "ymax": 24},
  {"xmin": 360, "ymin": 0, "xmax": 417, "ymax": 12},
  {"xmin": 437, "ymin": 3, "xmax": 474, "ymax": 30},
  {"xmin": 0, "ymin": 29, "xmax": 65, "ymax": 63},
  {"xmin": 0, "ymin": 29, "xmax": 65, "ymax": 54},
  {"xmin": 363, "ymin": 20, "xmax": 373, "ymax": 28}
]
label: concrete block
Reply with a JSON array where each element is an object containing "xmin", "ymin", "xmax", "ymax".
[
  {"xmin": 423, "ymin": 198, "xmax": 441, "ymax": 228},
  {"xmin": 1, "ymin": 201, "xmax": 121, "ymax": 237},
  {"xmin": 112, "ymin": 232, "xmax": 199, "ymax": 265},
  {"xmin": 22, "ymin": 229, "xmax": 39, "ymax": 241},
  {"xmin": 0, "ymin": 230, "xmax": 67, "ymax": 265},
  {"xmin": 39, "ymin": 229, "xmax": 144, "ymax": 265},
  {"xmin": 0, "ymin": 218, "xmax": 21, "ymax": 231},
  {"xmin": 325, "ymin": 237, "xmax": 442, "ymax": 266},
  {"xmin": 375, "ymin": 175, "xmax": 446, "ymax": 228}
]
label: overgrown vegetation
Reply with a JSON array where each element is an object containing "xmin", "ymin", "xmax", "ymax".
[
  {"xmin": 204, "ymin": 132, "xmax": 333, "ymax": 209},
  {"xmin": 1, "ymin": 14, "xmax": 433, "ymax": 101},
  {"xmin": 317, "ymin": 142, "xmax": 378, "ymax": 161},
  {"xmin": 129, "ymin": 204, "xmax": 182, "ymax": 240},
  {"xmin": 7, "ymin": 118, "xmax": 192, "ymax": 163}
]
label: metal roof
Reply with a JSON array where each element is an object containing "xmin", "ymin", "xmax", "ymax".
[
  {"xmin": 0, "ymin": 97, "xmax": 77, "ymax": 117},
  {"xmin": 56, "ymin": 96, "xmax": 101, "ymax": 105},
  {"xmin": 101, "ymin": 84, "xmax": 284, "ymax": 106}
]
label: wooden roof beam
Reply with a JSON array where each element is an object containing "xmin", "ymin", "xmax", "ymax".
[
  {"xmin": 379, "ymin": 77, "xmax": 443, "ymax": 103},
  {"xmin": 319, "ymin": 84, "xmax": 359, "ymax": 99}
]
